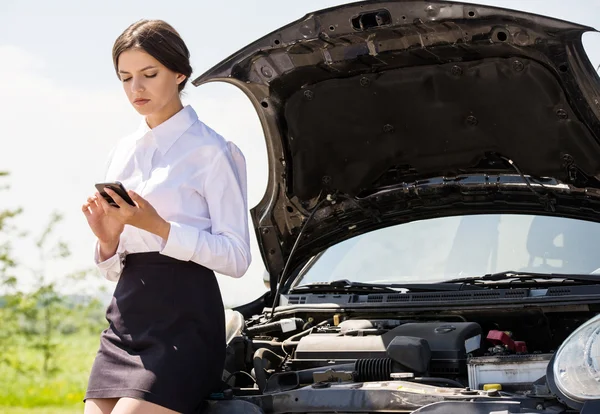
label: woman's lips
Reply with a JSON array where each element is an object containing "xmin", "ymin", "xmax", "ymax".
[{"xmin": 133, "ymin": 98, "xmax": 150, "ymax": 106}]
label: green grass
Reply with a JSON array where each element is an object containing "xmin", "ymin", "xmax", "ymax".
[
  {"xmin": 1, "ymin": 407, "xmax": 83, "ymax": 414},
  {"xmin": 0, "ymin": 332, "xmax": 100, "ymax": 409}
]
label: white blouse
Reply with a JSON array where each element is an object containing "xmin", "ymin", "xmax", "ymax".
[{"xmin": 94, "ymin": 105, "xmax": 251, "ymax": 281}]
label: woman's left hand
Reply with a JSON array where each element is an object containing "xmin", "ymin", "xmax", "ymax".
[{"xmin": 97, "ymin": 188, "xmax": 171, "ymax": 240}]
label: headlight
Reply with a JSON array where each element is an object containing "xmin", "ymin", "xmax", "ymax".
[
  {"xmin": 224, "ymin": 309, "xmax": 245, "ymax": 344},
  {"xmin": 548, "ymin": 313, "xmax": 600, "ymax": 409}
]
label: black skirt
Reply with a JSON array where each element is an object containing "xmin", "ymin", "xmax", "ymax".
[{"xmin": 85, "ymin": 252, "xmax": 226, "ymax": 413}]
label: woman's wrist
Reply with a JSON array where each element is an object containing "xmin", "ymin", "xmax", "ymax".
[
  {"xmin": 154, "ymin": 218, "xmax": 171, "ymax": 241},
  {"xmin": 139, "ymin": 216, "xmax": 171, "ymax": 240},
  {"xmin": 98, "ymin": 239, "xmax": 119, "ymax": 261}
]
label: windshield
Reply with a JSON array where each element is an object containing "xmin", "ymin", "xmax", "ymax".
[{"xmin": 293, "ymin": 214, "xmax": 600, "ymax": 287}]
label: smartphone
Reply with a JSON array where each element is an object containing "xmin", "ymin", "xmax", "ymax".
[{"xmin": 95, "ymin": 181, "xmax": 136, "ymax": 208}]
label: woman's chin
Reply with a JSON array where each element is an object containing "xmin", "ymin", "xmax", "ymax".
[
  {"xmin": 131, "ymin": 104, "xmax": 154, "ymax": 116},
  {"xmin": 131, "ymin": 100, "xmax": 156, "ymax": 116}
]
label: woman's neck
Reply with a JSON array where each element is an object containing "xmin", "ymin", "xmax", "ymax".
[{"xmin": 146, "ymin": 98, "xmax": 184, "ymax": 129}]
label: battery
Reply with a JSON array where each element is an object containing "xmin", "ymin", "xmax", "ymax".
[{"xmin": 467, "ymin": 353, "xmax": 553, "ymax": 390}]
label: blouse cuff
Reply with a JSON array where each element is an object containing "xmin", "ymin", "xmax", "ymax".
[
  {"xmin": 160, "ymin": 221, "xmax": 199, "ymax": 262},
  {"xmin": 94, "ymin": 241, "xmax": 123, "ymax": 282}
]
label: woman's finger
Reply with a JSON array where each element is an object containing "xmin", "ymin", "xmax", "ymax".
[
  {"xmin": 86, "ymin": 196, "xmax": 99, "ymax": 213},
  {"xmin": 128, "ymin": 190, "xmax": 144, "ymax": 207},
  {"xmin": 105, "ymin": 188, "xmax": 127, "ymax": 209},
  {"xmin": 89, "ymin": 196, "xmax": 103, "ymax": 213},
  {"xmin": 82, "ymin": 203, "xmax": 91, "ymax": 217},
  {"xmin": 96, "ymin": 191, "xmax": 112, "ymax": 214}
]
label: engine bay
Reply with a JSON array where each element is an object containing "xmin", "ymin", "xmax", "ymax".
[{"xmin": 218, "ymin": 306, "xmax": 597, "ymax": 412}]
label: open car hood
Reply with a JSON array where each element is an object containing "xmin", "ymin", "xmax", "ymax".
[{"xmin": 192, "ymin": 1, "xmax": 600, "ymax": 292}]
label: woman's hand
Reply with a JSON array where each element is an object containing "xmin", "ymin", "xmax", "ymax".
[
  {"xmin": 82, "ymin": 194, "xmax": 125, "ymax": 260},
  {"xmin": 98, "ymin": 188, "xmax": 171, "ymax": 240}
]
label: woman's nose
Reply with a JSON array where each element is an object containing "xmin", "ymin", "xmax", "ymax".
[{"xmin": 131, "ymin": 77, "xmax": 145, "ymax": 93}]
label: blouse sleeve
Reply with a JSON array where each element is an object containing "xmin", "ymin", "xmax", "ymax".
[
  {"xmin": 92, "ymin": 143, "xmax": 124, "ymax": 282},
  {"xmin": 93, "ymin": 240, "xmax": 123, "ymax": 282},
  {"xmin": 159, "ymin": 142, "xmax": 252, "ymax": 278}
]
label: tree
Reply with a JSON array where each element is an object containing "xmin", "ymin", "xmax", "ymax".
[
  {"xmin": 21, "ymin": 211, "xmax": 98, "ymax": 374},
  {"xmin": 0, "ymin": 171, "xmax": 22, "ymax": 288},
  {"xmin": 0, "ymin": 172, "xmax": 105, "ymax": 375},
  {"xmin": 0, "ymin": 171, "xmax": 24, "ymax": 367}
]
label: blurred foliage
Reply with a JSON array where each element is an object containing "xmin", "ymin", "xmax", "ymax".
[{"xmin": 0, "ymin": 172, "xmax": 107, "ymax": 409}]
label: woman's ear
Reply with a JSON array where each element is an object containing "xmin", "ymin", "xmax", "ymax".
[{"xmin": 176, "ymin": 73, "xmax": 186, "ymax": 85}]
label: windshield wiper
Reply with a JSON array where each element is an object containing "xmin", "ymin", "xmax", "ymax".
[
  {"xmin": 290, "ymin": 279, "xmax": 485, "ymax": 293},
  {"xmin": 290, "ymin": 280, "xmax": 396, "ymax": 293},
  {"xmin": 442, "ymin": 270, "xmax": 600, "ymax": 285}
]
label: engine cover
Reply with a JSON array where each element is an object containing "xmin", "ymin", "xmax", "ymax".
[{"xmin": 295, "ymin": 321, "xmax": 482, "ymax": 375}]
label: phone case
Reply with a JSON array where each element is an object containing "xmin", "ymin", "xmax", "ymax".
[{"xmin": 95, "ymin": 181, "xmax": 136, "ymax": 208}]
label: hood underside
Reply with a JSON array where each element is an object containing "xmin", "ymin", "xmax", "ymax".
[{"xmin": 192, "ymin": 1, "xmax": 600, "ymax": 289}]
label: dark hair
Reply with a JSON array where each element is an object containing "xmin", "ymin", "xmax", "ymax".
[{"xmin": 112, "ymin": 19, "xmax": 192, "ymax": 92}]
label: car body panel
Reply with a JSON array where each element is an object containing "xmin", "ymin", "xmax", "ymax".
[{"xmin": 192, "ymin": 0, "xmax": 600, "ymax": 293}]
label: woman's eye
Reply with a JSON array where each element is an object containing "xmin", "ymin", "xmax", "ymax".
[
  {"xmin": 122, "ymin": 78, "xmax": 132, "ymax": 83},
  {"xmin": 145, "ymin": 73, "xmax": 157, "ymax": 78}
]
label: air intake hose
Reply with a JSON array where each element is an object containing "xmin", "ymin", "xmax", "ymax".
[
  {"xmin": 354, "ymin": 358, "xmax": 393, "ymax": 382},
  {"xmin": 295, "ymin": 358, "xmax": 396, "ymax": 384}
]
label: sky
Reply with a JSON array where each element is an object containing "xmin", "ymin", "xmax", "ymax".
[{"xmin": 0, "ymin": 0, "xmax": 599, "ymax": 307}]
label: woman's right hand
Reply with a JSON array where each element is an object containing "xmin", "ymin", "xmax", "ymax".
[{"xmin": 82, "ymin": 194, "xmax": 124, "ymax": 259}]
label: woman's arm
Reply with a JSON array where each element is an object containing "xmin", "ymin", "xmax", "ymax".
[
  {"xmin": 93, "ymin": 240, "xmax": 123, "ymax": 281},
  {"xmin": 102, "ymin": 143, "xmax": 252, "ymax": 278},
  {"xmin": 87, "ymin": 143, "xmax": 125, "ymax": 282},
  {"xmin": 160, "ymin": 143, "xmax": 252, "ymax": 277}
]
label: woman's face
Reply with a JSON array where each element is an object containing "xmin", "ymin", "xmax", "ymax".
[{"xmin": 117, "ymin": 48, "xmax": 185, "ymax": 117}]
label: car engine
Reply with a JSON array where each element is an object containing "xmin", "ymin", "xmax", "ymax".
[{"xmin": 220, "ymin": 307, "xmax": 592, "ymax": 409}]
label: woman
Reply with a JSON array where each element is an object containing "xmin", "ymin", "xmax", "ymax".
[{"xmin": 81, "ymin": 19, "xmax": 251, "ymax": 414}]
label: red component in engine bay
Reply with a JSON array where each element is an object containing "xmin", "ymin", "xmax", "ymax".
[{"xmin": 486, "ymin": 330, "xmax": 528, "ymax": 353}]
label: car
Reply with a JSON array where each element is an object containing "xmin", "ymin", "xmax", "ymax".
[{"xmin": 193, "ymin": 1, "xmax": 600, "ymax": 413}]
